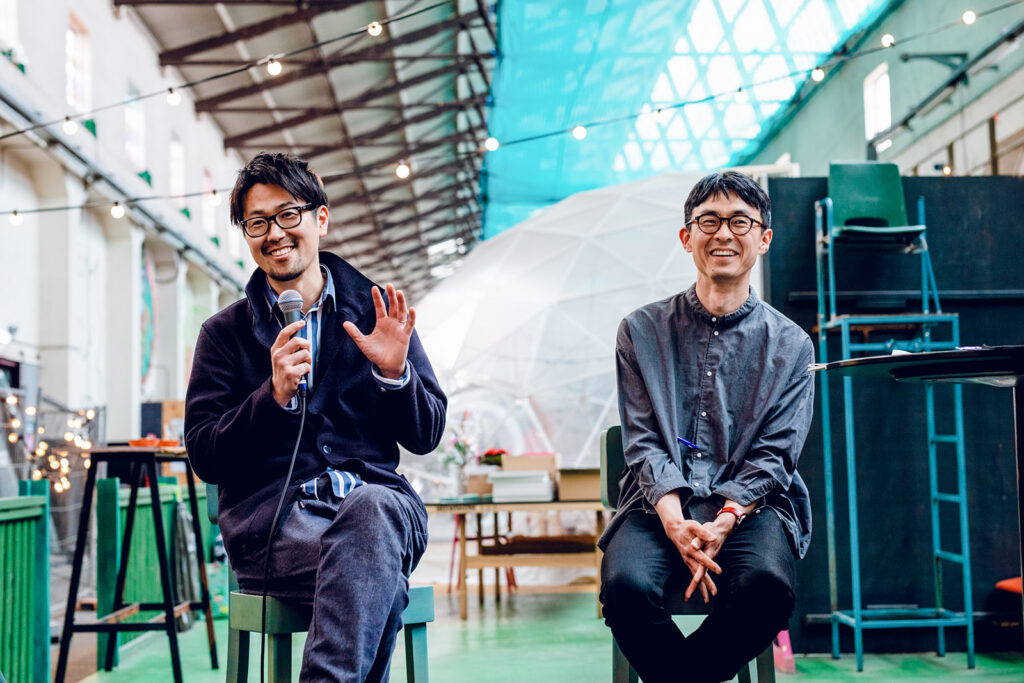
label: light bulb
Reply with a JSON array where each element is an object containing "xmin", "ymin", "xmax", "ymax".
[
  {"xmin": 881, "ymin": 34, "xmax": 895, "ymax": 48},
  {"xmin": 84, "ymin": 458, "xmax": 91, "ymax": 469},
  {"xmin": 39, "ymin": 440, "xmax": 47, "ymax": 450},
  {"xmin": 37, "ymin": 426, "xmax": 45, "ymax": 435},
  {"xmin": 31, "ymin": 470, "xmax": 41, "ymax": 480},
  {"xmin": 64, "ymin": 431, "xmax": 74, "ymax": 442},
  {"xmin": 62, "ymin": 117, "xmax": 78, "ymax": 135},
  {"xmin": 266, "ymin": 59, "xmax": 282, "ymax": 76},
  {"xmin": 166, "ymin": 88, "xmax": 181, "ymax": 106},
  {"xmin": 367, "ymin": 21, "xmax": 383, "ymax": 37},
  {"xmin": 207, "ymin": 190, "xmax": 222, "ymax": 206},
  {"xmin": 962, "ymin": 10, "xmax": 976, "ymax": 25},
  {"xmin": 734, "ymin": 89, "xmax": 748, "ymax": 104},
  {"xmin": 5, "ymin": 395, "xmax": 16, "ymax": 405},
  {"xmin": 572, "ymin": 125, "xmax": 587, "ymax": 140},
  {"xmin": 942, "ymin": 164, "xmax": 952, "ymax": 175},
  {"xmin": 11, "ymin": 418, "xmax": 20, "ymax": 429},
  {"xmin": 110, "ymin": 202, "xmax": 125, "ymax": 219},
  {"xmin": 7, "ymin": 433, "xmax": 16, "ymax": 443},
  {"xmin": 85, "ymin": 409, "xmax": 95, "ymax": 420},
  {"xmin": 811, "ymin": 67, "xmax": 825, "ymax": 82},
  {"xmin": 9, "ymin": 210, "xmax": 23, "ymax": 226},
  {"xmin": 484, "ymin": 137, "xmax": 500, "ymax": 151},
  {"xmin": 25, "ymin": 406, "xmax": 36, "ymax": 416},
  {"xmin": 395, "ymin": 161, "xmax": 411, "ymax": 179},
  {"xmin": 53, "ymin": 482, "xmax": 63, "ymax": 493}
]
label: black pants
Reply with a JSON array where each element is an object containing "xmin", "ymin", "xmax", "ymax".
[{"xmin": 600, "ymin": 508, "xmax": 796, "ymax": 683}]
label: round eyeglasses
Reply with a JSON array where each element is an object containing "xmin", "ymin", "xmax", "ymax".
[
  {"xmin": 240, "ymin": 203, "xmax": 317, "ymax": 238},
  {"xmin": 688, "ymin": 213, "xmax": 763, "ymax": 236}
]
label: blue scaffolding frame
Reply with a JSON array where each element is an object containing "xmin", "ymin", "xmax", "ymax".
[{"xmin": 814, "ymin": 193, "xmax": 975, "ymax": 671}]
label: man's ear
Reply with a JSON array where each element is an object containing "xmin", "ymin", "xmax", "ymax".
[
  {"xmin": 317, "ymin": 205, "xmax": 329, "ymax": 237},
  {"xmin": 679, "ymin": 226, "xmax": 693, "ymax": 252},
  {"xmin": 757, "ymin": 227, "xmax": 773, "ymax": 255}
]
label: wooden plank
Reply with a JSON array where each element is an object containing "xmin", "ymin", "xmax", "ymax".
[
  {"xmin": 425, "ymin": 500, "xmax": 604, "ymax": 514},
  {"xmin": 462, "ymin": 552, "xmax": 601, "ymax": 569}
]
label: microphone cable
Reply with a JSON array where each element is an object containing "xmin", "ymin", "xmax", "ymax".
[{"xmin": 259, "ymin": 387, "xmax": 306, "ymax": 683}]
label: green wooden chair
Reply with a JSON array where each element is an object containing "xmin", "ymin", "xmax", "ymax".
[
  {"xmin": 601, "ymin": 426, "xmax": 776, "ymax": 683},
  {"xmin": 206, "ymin": 484, "xmax": 433, "ymax": 683}
]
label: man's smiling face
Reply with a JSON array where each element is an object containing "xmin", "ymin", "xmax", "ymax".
[
  {"xmin": 242, "ymin": 183, "xmax": 327, "ymax": 286},
  {"xmin": 679, "ymin": 191, "xmax": 771, "ymax": 287}
]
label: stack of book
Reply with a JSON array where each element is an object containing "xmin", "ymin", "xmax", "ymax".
[{"xmin": 488, "ymin": 470, "xmax": 555, "ymax": 502}]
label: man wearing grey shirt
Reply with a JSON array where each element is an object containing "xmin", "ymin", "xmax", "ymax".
[{"xmin": 599, "ymin": 171, "xmax": 814, "ymax": 683}]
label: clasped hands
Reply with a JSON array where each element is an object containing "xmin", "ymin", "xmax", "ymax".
[
  {"xmin": 271, "ymin": 283, "xmax": 415, "ymax": 407},
  {"xmin": 654, "ymin": 491, "xmax": 737, "ymax": 604}
]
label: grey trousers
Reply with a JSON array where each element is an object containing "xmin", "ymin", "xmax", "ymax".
[{"xmin": 233, "ymin": 484, "xmax": 429, "ymax": 682}]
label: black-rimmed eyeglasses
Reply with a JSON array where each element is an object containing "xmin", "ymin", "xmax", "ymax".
[
  {"xmin": 688, "ymin": 213, "xmax": 763, "ymax": 236},
  {"xmin": 240, "ymin": 203, "xmax": 317, "ymax": 238}
]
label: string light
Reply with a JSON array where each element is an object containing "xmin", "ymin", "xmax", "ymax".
[
  {"xmin": 10, "ymin": 418, "xmax": 20, "ymax": 429},
  {"xmin": 962, "ymin": 10, "xmax": 977, "ymax": 25},
  {"xmin": 37, "ymin": 426, "xmax": 45, "ymax": 434},
  {"xmin": 367, "ymin": 21, "xmax": 383, "ymax": 37},
  {"xmin": 4, "ymin": 395, "xmax": 16, "ymax": 405},
  {"xmin": 395, "ymin": 161, "xmax": 411, "ymax": 179},
  {"xmin": 110, "ymin": 202, "xmax": 125, "ymax": 219},
  {"xmin": 7, "ymin": 433, "xmax": 16, "ymax": 443},
  {"xmin": 166, "ymin": 88, "xmax": 181, "ymax": 106},
  {"xmin": 64, "ymin": 431, "xmax": 74, "ymax": 442},
  {"xmin": 811, "ymin": 67, "xmax": 826, "ymax": 82},
  {"xmin": 31, "ymin": 470, "xmax": 41, "ymax": 481},
  {"xmin": 942, "ymin": 164, "xmax": 953, "ymax": 175},
  {"xmin": 881, "ymin": 33, "xmax": 895, "ymax": 47},
  {"xmin": 9, "ymin": 210, "xmax": 22, "ymax": 226},
  {"xmin": 62, "ymin": 117, "xmax": 78, "ymax": 135},
  {"xmin": 25, "ymin": 406, "xmax": 36, "ymax": 416},
  {"xmin": 207, "ymin": 190, "xmax": 222, "ymax": 206},
  {"xmin": 85, "ymin": 409, "xmax": 96, "ymax": 420},
  {"xmin": 733, "ymin": 89, "xmax": 748, "ymax": 104},
  {"xmin": 266, "ymin": 58, "xmax": 282, "ymax": 76},
  {"xmin": 484, "ymin": 137, "xmax": 500, "ymax": 151},
  {"xmin": 572, "ymin": 125, "xmax": 587, "ymax": 140}
]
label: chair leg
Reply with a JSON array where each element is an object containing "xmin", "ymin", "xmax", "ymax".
[
  {"xmin": 755, "ymin": 645, "xmax": 776, "ymax": 683},
  {"xmin": 267, "ymin": 633, "xmax": 292, "ymax": 683},
  {"xmin": 611, "ymin": 637, "xmax": 638, "ymax": 683},
  {"xmin": 226, "ymin": 627, "xmax": 249, "ymax": 683},
  {"xmin": 404, "ymin": 623, "xmax": 430, "ymax": 683}
]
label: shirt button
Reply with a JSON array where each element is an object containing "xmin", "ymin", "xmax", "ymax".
[
  {"xmin": 711, "ymin": 317, "xmax": 717, "ymax": 322},
  {"xmin": 713, "ymin": 331, "xmax": 719, "ymax": 336},
  {"xmin": 701, "ymin": 411, "xmax": 707, "ymax": 417},
  {"xmin": 696, "ymin": 452, "xmax": 702, "ymax": 458},
  {"xmin": 706, "ymin": 371, "xmax": 712, "ymax": 377},
  {"xmin": 323, "ymin": 444, "xmax": 332, "ymax": 454}
]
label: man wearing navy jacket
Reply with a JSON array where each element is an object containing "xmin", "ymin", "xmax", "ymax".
[{"xmin": 185, "ymin": 152, "xmax": 446, "ymax": 681}]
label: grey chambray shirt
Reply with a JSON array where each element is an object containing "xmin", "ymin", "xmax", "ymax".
[{"xmin": 599, "ymin": 284, "xmax": 815, "ymax": 559}]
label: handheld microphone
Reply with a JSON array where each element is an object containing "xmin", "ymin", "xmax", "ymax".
[{"xmin": 277, "ymin": 289, "xmax": 307, "ymax": 395}]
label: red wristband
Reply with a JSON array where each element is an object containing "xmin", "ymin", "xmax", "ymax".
[{"xmin": 716, "ymin": 506, "xmax": 747, "ymax": 525}]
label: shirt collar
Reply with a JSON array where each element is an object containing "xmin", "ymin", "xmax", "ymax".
[
  {"xmin": 684, "ymin": 283, "xmax": 759, "ymax": 325},
  {"xmin": 264, "ymin": 264, "xmax": 336, "ymax": 318}
]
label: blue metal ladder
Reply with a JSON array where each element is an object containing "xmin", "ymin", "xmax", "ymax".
[{"xmin": 814, "ymin": 193, "xmax": 974, "ymax": 671}]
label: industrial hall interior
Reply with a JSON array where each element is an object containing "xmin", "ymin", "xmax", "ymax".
[{"xmin": 2, "ymin": 0, "xmax": 1024, "ymax": 681}]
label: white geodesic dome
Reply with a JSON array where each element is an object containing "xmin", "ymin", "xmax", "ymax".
[{"xmin": 416, "ymin": 171, "xmax": 766, "ymax": 468}]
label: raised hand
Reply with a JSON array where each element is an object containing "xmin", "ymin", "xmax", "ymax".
[{"xmin": 343, "ymin": 283, "xmax": 416, "ymax": 379}]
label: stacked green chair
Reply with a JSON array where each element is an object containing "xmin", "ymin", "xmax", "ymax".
[
  {"xmin": 601, "ymin": 426, "xmax": 776, "ymax": 683},
  {"xmin": 206, "ymin": 484, "xmax": 434, "ymax": 682}
]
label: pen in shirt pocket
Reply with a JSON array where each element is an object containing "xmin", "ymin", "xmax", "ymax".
[{"xmin": 677, "ymin": 436, "xmax": 699, "ymax": 450}]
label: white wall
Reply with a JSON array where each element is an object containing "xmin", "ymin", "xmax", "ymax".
[{"xmin": 0, "ymin": 0, "xmax": 254, "ymax": 439}]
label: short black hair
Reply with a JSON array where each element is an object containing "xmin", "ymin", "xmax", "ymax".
[
  {"xmin": 683, "ymin": 170, "xmax": 771, "ymax": 230},
  {"xmin": 229, "ymin": 152, "xmax": 329, "ymax": 227}
]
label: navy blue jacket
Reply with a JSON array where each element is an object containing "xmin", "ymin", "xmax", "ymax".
[{"xmin": 184, "ymin": 252, "xmax": 447, "ymax": 563}]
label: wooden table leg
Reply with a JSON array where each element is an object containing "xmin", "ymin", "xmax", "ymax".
[
  {"xmin": 476, "ymin": 513, "xmax": 484, "ymax": 605},
  {"xmin": 493, "ymin": 512, "xmax": 501, "ymax": 604},
  {"xmin": 458, "ymin": 514, "xmax": 468, "ymax": 620}
]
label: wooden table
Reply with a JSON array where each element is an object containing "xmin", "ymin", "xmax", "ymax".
[
  {"xmin": 54, "ymin": 446, "xmax": 217, "ymax": 683},
  {"xmin": 425, "ymin": 499, "xmax": 605, "ymax": 619}
]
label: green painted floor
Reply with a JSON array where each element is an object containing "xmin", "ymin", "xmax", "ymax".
[{"xmin": 78, "ymin": 591, "xmax": 1024, "ymax": 682}]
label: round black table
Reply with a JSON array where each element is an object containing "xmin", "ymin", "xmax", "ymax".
[{"xmin": 816, "ymin": 345, "xmax": 1024, "ymax": 615}]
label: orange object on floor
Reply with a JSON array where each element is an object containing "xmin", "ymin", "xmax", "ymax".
[{"xmin": 996, "ymin": 576, "xmax": 1023, "ymax": 594}]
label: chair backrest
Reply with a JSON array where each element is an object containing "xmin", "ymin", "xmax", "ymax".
[
  {"xmin": 828, "ymin": 161, "xmax": 909, "ymax": 228},
  {"xmin": 206, "ymin": 482, "xmax": 218, "ymax": 525},
  {"xmin": 600, "ymin": 426, "xmax": 624, "ymax": 510}
]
